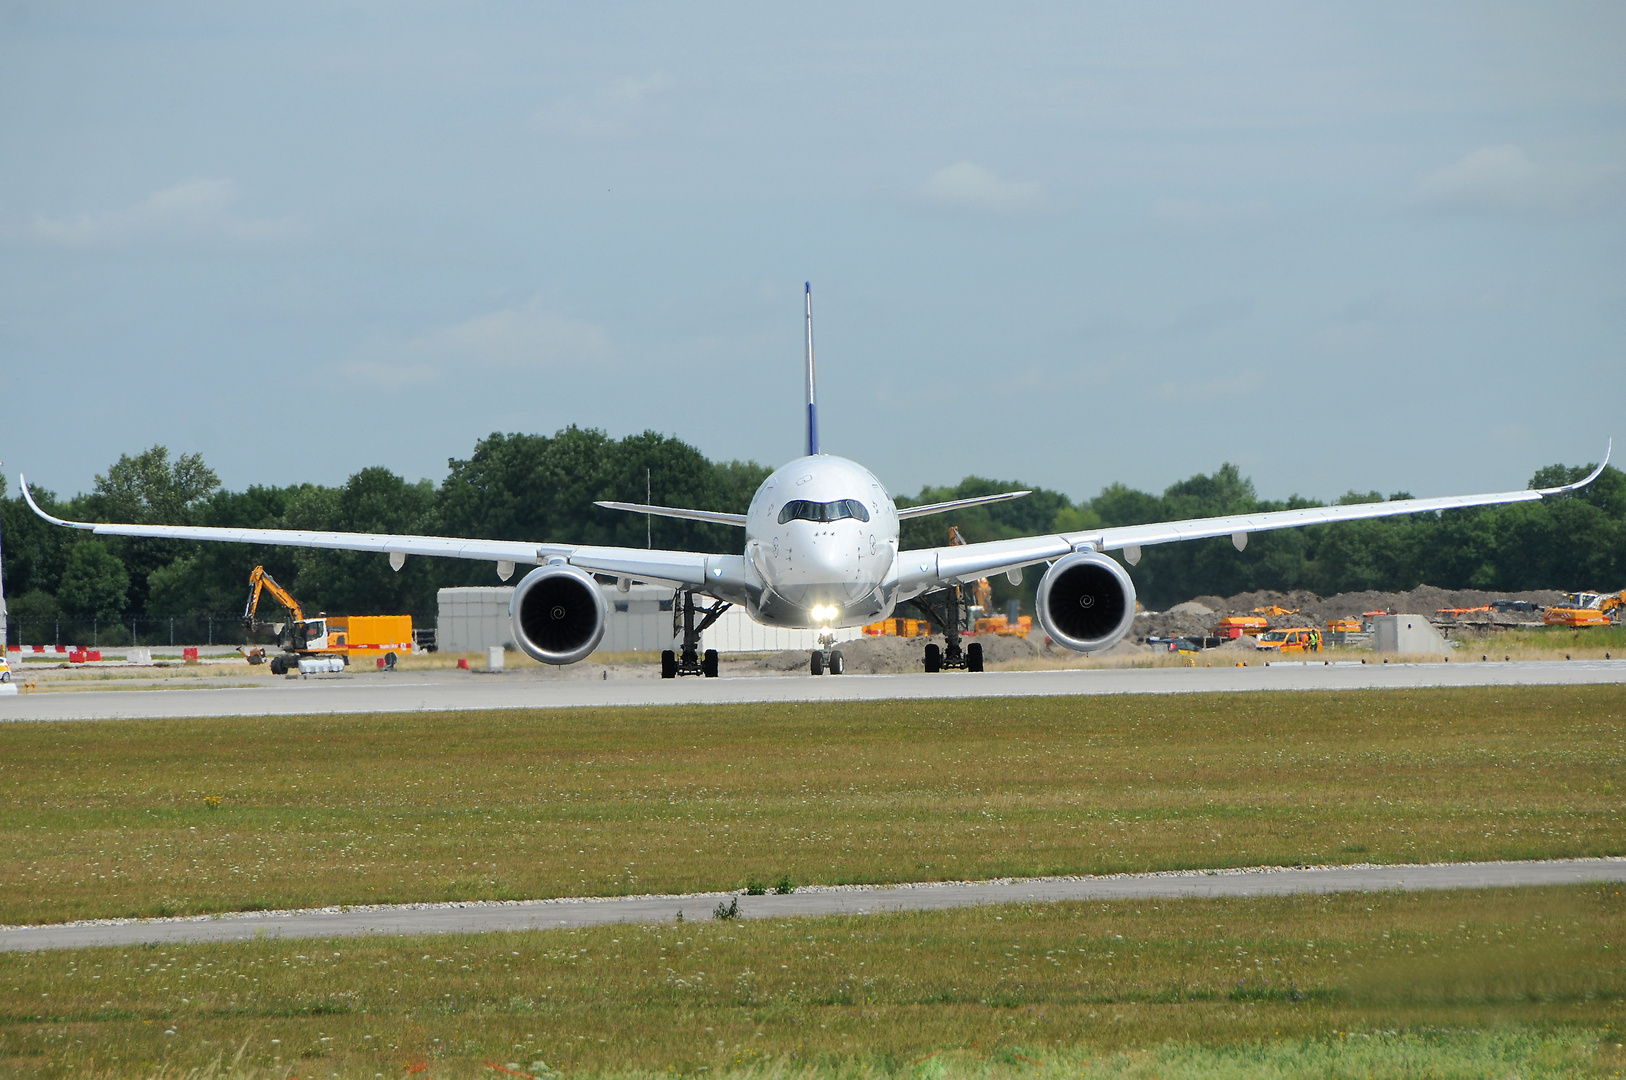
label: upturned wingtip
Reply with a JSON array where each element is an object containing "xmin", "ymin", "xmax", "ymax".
[{"xmin": 18, "ymin": 475, "xmax": 80, "ymax": 529}]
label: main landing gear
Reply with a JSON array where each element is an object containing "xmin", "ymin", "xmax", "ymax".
[
  {"xmin": 661, "ymin": 589, "xmax": 730, "ymax": 678},
  {"xmin": 809, "ymin": 629, "xmax": 844, "ymax": 676},
  {"xmin": 909, "ymin": 585, "xmax": 984, "ymax": 673}
]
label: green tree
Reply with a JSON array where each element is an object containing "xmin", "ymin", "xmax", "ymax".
[
  {"xmin": 56, "ymin": 540, "xmax": 130, "ymax": 618},
  {"xmin": 87, "ymin": 445, "xmax": 219, "ymax": 523},
  {"xmin": 78, "ymin": 446, "xmax": 221, "ymax": 615}
]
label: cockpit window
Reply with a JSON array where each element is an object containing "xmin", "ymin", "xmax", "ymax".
[{"xmin": 778, "ymin": 498, "xmax": 871, "ymax": 524}]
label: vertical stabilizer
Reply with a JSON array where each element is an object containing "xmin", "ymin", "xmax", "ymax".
[{"xmin": 804, "ymin": 282, "xmax": 819, "ymax": 456}]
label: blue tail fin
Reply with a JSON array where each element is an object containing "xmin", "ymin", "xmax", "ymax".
[{"xmin": 804, "ymin": 282, "xmax": 819, "ymax": 456}]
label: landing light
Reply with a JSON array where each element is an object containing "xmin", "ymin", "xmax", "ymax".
[{"xmin": 809, "ymin": 604, "xmax": 841, "ymax": 623}]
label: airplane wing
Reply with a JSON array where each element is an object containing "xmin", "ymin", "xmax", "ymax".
[
  {"xmin": 19, "ymin": 475, "xmax": 719, "ymax": 589},
  {"xmin": 896, "ymin": 490, "xmax": 1031, "ymax": 520},
  {"xmin": 896, "ymin": 445, "xmax": 1611, "ymax": 594},
  {"xmin": 593, "ymin": 501, "xmax": 746, "ymax": 527}
]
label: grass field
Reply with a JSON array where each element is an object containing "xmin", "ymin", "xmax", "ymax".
[
  {"xmin": 0, "ymin": 885, "xmax": 1619, "ymax": 1078},
  {"xmin": 0, "ymin": 687, "xmax": 1620, "ymax": 926}
]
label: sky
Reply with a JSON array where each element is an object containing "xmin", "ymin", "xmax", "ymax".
[{"xmin": 2, "ymin": 2, "xmax": 1622, "ymax": 508}]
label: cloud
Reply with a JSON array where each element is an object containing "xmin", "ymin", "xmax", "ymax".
[
  {"xmin": 25, "ymin": 178, "xmax": 308, "ymax": 248},
  {"xmin": 917, "ymin": 161, "xmax": 1046, "ymax": 214},
  {"xmin": 1415, "ymin": 144, "xmax": 1621, "ymax": 215},
  {"xmin": 1150, "ymin": 197, "xmax": 1269, "ymax": 232},
  {"xmin": 344, "ymin": 297, "xmax": 612, "ymax": 388},
  {"xmin": 534, "ymin": 72, "xmax": 671, "ymax": 138}
]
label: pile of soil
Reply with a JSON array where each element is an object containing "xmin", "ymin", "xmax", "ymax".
[{"xmin": 1136, "ymin": 585, "xmax": 1567, "ymax": 640}]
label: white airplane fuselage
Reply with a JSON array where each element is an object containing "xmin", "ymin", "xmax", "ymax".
[{"xmin": 741, "ymin": 454, "xmax": 901, "ymax": 629}]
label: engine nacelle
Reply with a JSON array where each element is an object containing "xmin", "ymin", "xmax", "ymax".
[
  {"xmin": 509, "ymin": 564, "xmax": 608, "ymax": 665},
  {"xmin": 1035, "ymin": 550, "xmax": 1137, "ymax": 653}
]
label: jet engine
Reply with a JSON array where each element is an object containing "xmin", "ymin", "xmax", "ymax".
[
  {"xmin": 509, "ymin": 564, "xmax": 608, "ymax": 665},
  {"xmin": 1035, "ymin": 550, "xmax": 1137, "ymax": 653}
]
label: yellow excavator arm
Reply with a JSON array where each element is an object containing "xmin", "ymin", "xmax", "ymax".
[{"xmin": 243, "ymin": 565, "xmax": 304, "ymax": 630}]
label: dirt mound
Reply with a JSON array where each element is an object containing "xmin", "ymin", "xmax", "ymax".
[
  {"xmin": 1189, "ymin": 586, "xmax": 1562, "ymax": 625},
  {"xmin": 1135, "ymin": 585, "xmax": 1566, "ymax": 642}
]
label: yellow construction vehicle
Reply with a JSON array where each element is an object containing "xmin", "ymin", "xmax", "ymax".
[
  {"xmin": 243, "ymin": 565, "xmax": 305, "ymax": 634},
  {"xmin": 241, "ymin": 566, "xmax": 414, "ymax": 674},
  {"xmin": 1544, "ymin": 591, "xmax": 1621, "ymax": 627},
  {"xmin": 1252, "ymin": 605, "xmax": 1300, "ymax": 618}
]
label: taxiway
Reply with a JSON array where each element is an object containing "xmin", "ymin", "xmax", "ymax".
[
  {"xmin": 2, "ymin": 858, "xmax": 1619, "ymax": 952},
  {"xmin": 0, "ymin": 659, "xmax": 1621, "ymax": 721}
]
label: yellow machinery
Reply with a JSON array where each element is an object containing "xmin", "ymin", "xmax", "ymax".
[
  {"xmin": 863, "ymin": 616, "xmax": 933, "ymax": 638},
  {"xmin": 1252, "ymin": 605, "xmax": 1300, "ymax": 618},
  {"xmin": 241, "ymin": 566, "xmax": 414, "ymax": 673},
  {"xmin": 973, "ymin": 614, "xmax": 1033, "ymax": 637},
  {"xmin": 1544, "ymin": 591, "xmax": 1620, "ymax": 627},
  {"xmin": 1215, "ymin": 615, "xmax": 1269, "ymax": 639},
  {"xmin": 243, "ymin": 565, "xmax": 305, "ymax": 632}
]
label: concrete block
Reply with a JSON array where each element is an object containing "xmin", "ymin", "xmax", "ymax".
[{"xmin": 1372, "ymin": 614, "xmax": 1448, "ymax": 654}]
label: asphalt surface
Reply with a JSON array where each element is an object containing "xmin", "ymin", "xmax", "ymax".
[
  {"xmin": 2, "ymin": 859, "xmax": 1619, "ymax": 952},
  {"xmin": 1, "ymin": 659, "xmax": 1623, "ymax": 721}
]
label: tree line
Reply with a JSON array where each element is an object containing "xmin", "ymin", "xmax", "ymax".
[{"xmin": 3, "ymin": 430, "xmax": 1622, "ymax": 631}]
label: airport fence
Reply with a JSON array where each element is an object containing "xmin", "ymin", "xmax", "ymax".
[{"xmin": 4, "ymin": 613, "xmax": 438, "ymax": 650}]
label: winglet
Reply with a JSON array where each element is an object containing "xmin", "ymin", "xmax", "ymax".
[
  {"xmin": 1537, "ymin": 439, "xmax": 1612, "ymax": 495},
  {"xmin": 19, "ymin": 475, "xmax": 88, "ymax": 529},
  {"xmin": 804, "ymin": 282, "xmax": 819, "ymax": 457}
]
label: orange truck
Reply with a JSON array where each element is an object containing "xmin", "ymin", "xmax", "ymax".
[
  {"xmin": 294, "ymin": 615, "xmax": 414, "ymax": 661},
  {"xmin": 1214, "ymin": 615, "xmax": 1268, "ymax": 639}
]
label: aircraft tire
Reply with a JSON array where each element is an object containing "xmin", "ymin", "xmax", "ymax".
[
  {"xmin": 660, "ymin": 650, "xmax": 678, "ymax": 679},
  {"xmin": 810, "ymin": 650, "xmax": 825, "ymax": 676},
  {"xmin": 967, "ymin": 642, "xmax": 984, "ymax": 672},
  {"xmin": 829, "ymin": 650, "xmax": 844, "ymax": 675},
  {"xmin": 702, "ymin": 649, "xmax": 719, "ymax": 678},
  {"xmin": 923, "ymin": 643, "xmax": 941, "ymax": 673}
]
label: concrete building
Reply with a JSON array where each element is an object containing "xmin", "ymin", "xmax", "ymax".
[
  {"xmin": 1371, "ymin": 614, "xmax": 1449, "ymax": 654},
  {"xmin": 435, "ymin": 585, "xmax": 861, "ymax": 656}
]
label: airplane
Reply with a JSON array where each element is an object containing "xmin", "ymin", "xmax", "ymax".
[{"xmin": 21, "ymin": 284, "xmax": 1611, "ymax": 678}]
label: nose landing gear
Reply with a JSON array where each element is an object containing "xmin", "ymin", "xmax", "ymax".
[
  {"xmin": 809, "ymin": 628, "xmax": 844, "ymax": 675},
  {"xmin": 660, "ymin": 589, "xmax": 730, "ymax": 678}
]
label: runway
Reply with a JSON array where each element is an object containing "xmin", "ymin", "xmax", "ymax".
[
  {"xmin": 0, "ymin": 659, "xmax": 1622, "ymax": 721},
  {"xmin": 2, "ymin": 858, "xmax": 1618, "ymax": 952}
]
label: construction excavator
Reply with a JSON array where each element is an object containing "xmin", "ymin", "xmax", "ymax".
[
  {"xmin": 240, "ymin": 565, "xmax": 414, "ymax": 674},
  {"xmin": 1544, "ymin": 591, "xmax": 1625, "ymax": 627}
]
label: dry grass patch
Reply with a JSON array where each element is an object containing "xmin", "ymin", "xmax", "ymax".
[
  {"xmin": 0, "ymin": 687, "xmax": 1620, "ymax": 924},
  {"xmin": 0, "ymin": 885, "xmax": 1619, "ymax": 1078}
]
